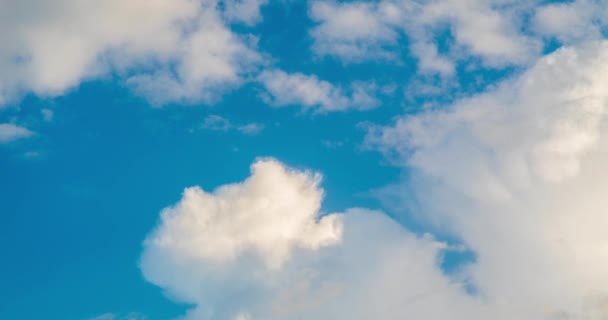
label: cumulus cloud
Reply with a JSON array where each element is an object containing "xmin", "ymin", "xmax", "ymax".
[
  {"xmin": 0, "ymin": 123, "xmax": 34, "ymax": 143},
  {"xmin": 0, "ymin": 0, "xmax": 265, "ymax": 106},
  {"xmin": 309, "ymin": 1, "xmax": 400, "ymax": 62},
  {"xmin": 367, "ymin": 41, "xmax": 608, "ymax": 319},
  {"xmin": 143, "ymin": 64, "xmax": 608, "ymax": 316},
  {"xmin": 141, "ymin": 159, "xmax": 483, "ymax": 320},
  {"xmin": 258, "ymin": 70, "xmax": 381, "ymax": 112}
]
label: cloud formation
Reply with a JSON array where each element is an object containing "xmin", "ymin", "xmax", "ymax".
[
  {"xmin": 258, "ymin": 70, "xmax": 381, "ymax": 112},
  {"xmin": 0, "ymin": 123, "xmax": 34, "ymax": 143},
  {"xmin": 367, "ymin": 41, "xmax": 608, "ymax": 319},
  {"xmin": 141, "ymin": 159, "xmax": 481, "ymax": 320},
  {"xmin": 0, "ymin": 0, "xmax": 265, "ymax": 106},
  {"xmin": 200, "ymin": 115, "xmax": 264, "ymax": 135},
  {"xmin": 310, "ymin": 0, "xmax": 608, "ymax": 74},
  {"xmin": 142, "ymin": 41, "xmax": 608, "ymax": 320}
]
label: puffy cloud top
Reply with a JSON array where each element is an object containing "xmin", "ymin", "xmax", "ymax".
[{"xmin": 143, "ymin": 159, "xmax": 343, "ymax": 270}]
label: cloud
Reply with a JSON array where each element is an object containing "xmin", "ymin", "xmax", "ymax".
[
  {"xmin": 223, "ymin": 0, "xmax": 269, "ymax": 26},
  {"xmin": 141, "ymin": 159, "xmax": 484, "ymax": 320},
  {"xmin": 0, "ymin": 123, "xmax": 34, "ymax": 143},
  {"xmin": 41, "ymin": 108, "xmax": 53, "ymax": 122},
  {"xmin": 200, "ymin": 115, "xmax": 264, "ymax": 135},
  {"xmin": 533, "ymin": 0, "xmax": 608, "ymax": 44},
  {"xmin": 366, "ymin": 41, "xmax": 608, "ymax": 318},
  {"xmin": 258, "ymin": 70, "xmax": 380, "ymax": 112},
  {"xmin": 309, "ymin": 1, "xmax": 400, "ymax": 62},
  {"xmin": 0, "ymin": 0, "xmax": 265, "ymax": 107},
  {"xmin": 236, "ymin": 123, "xmax": 264, "ymax": 135},
  {"xmin": 309, "ymin": 0, "xmax": 543, "ymax": 73},
  {"xmin": 88, "ymin": 313, "xmax": 146, "ymax": 320}
]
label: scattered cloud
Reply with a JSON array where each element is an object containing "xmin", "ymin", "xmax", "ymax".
[
  {"xmin": 41, "ymin": 108, "xmax": 53, "ymax": 122},
  {"xmin": 200, "ymin": 115, "xmax": 264, "ymax": 135},
  {"xmin": 0, "ymin": 123, "xmax": 34, "ymax": 143},
  {"xmin": 0, "ymin": 0, "xmax": 266, "ymax": 107},
  {"xmin": 321, "ymin": 140, "xmax": 345, "ymax": 149},
  {"xmin": 310, "ymin": 0, "xmax": 605, "ymax": 73},
  {"xmin": 88, "ymin": 313, "xmax": 116, "ymax": 320},
  {"xmin": 87, "ymin": 312, "xmax": 145, "ymax": 320},
  {"xmin": 258, "ymin": 69, "xmax": 381, "ymax": 112},
  {"xmin": 236, "ymin": 123, "xmax": 264, "ymax": 135},
  {"xmin": 309, "ymin": 1, "xmax": 400, "ymax": 62},
  {"xmin": 223, "ymin": 0, "xmax": 269, "ymax": 26}
]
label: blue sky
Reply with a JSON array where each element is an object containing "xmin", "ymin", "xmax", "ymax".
[{"xmin": 2, "ymin": 1, "xmax": 608, "ymax": 320}]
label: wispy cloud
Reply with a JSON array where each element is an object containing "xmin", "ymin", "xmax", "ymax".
[
  {"xmin": 0, "ymin": 123, "xmax": 34, "ymax": 143},
  {"xmin": 200, "ymin": 115, "xmax": 264, "ymax": 135}
]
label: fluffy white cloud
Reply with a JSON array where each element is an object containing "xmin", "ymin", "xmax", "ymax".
[
  {"xmin": 0, "ymin": 0, "xmax": 264, "ymax": 106},
  {"xmin": 367, "ymin": 41, "xmax": 608, "ymax": 319},
  {"xmin": 0, "ymin": 123, "xmax": 34, "ymax": 143},
  {"xmin": 141, "ymin": 159, "xmax": 485, "ymax": 320},
  {"xmin": 258, "ymin": 70, "xmax": 381, "ymax": 112},
  {"xmin": 309, "ymin": 1, "xmax": 400, "ymax": 62},
  {"xmin": 142, "ymin": 159, "xmax": 343, "ymax": 270}
]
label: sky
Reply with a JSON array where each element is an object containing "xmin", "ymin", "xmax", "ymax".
[{"xmin": 1, "ymin": 0, "xmax": 608, "ymax": 319}]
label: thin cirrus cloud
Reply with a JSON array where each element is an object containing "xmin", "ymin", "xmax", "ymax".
[{"xmin": 200, "ymin": 115, "xmax": 264, "ymax": 135}]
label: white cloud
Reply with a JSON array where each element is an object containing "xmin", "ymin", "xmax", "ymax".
[
  {"xmin": 223, "ymin": 0, "xmax": 269, "ymax": 26},
  {"xmin": 533, "ymin": 0, "xmax": 608, "ymax": 44},
  {"xmin": 0, "ymin": 0, "xmax": 265, "ymax": 107},
  {"xmin": 142, "ymin": 159, "xmax": 343, "ymax": 270},
  {"xmin": 367, "ymin": 41, "xmax": 608, "ymax": 319},
  {"xmin": 0, "ymin": 123, "xmax": 34, "ymax": 143},
  {"xmin": 258, "ymin": 69, "xmax": 380, "ymax": 112},
  {"xmin": 309, "ymin": 0, "xmax": 543, "ymax": 73},
  {"xmin": 200, "ymin": 115, "xmax": 264, "ymax": 135},
  {"xmin": 141, "ymin": 159, "xmax": 485, "ymax": 320},
  {"xmin": 237, "ymin": 123, "xmax": 264, "ymax": 135},
  {"xmin": 309, "ymin": 1, "xmax": 400, "ymax": 62},
  {"xmin": 126, "ymin": 8, "xmax": 262, "ymax": 106},
  {"xmin": 143, "ymin": 82, "xmax": 608, "ymax": 318}
]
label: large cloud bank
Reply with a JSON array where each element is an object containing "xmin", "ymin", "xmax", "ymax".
[{"xmin": 142, "ymin": 41, "xmax": 608, "ymax": 320}]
